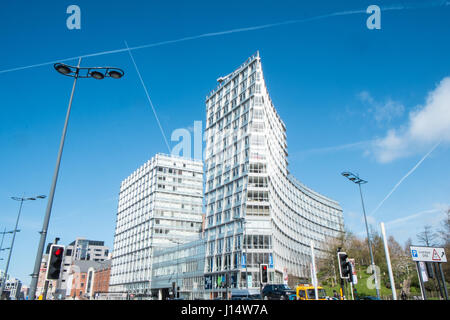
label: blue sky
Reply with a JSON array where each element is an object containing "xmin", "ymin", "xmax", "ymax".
[{"xmin": 0, "ymin": 0, "xmax": 449, "ymax": 286}]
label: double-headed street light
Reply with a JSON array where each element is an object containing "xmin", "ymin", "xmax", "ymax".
[
  {"xmin": 0, "ymin": 195, "xmax": 46, "ymax": 299},
  {"xmin": 28, "ymin": 59, "xmax": 124, "ymax": 300},
  {"xmin": 341, "ymin": 171, "xmax": 380, "ymax": 299}
]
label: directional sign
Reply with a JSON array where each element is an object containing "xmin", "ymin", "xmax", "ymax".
[{"xmin": 410, "ymin": 246, "xmax": 447, "ymax": 263}]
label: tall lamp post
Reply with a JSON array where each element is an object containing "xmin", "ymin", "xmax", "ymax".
[
  {"xmin": 28, "ymin": 60, "xmax": 125, "ymax": 300},
  {"xmin": 341, "ymin": 171, "xmax": 380, "ymax": 299},
  {"xmin": 238, "ymin": 218, "xmax": 249, "ymax": 299},
  {"xmin": 0, "ymin": 195, "xmax": 46, "ymax": 299},
  {"xmin": 1, "ymin": 229, "xmax": 17, "ymax": 258},
  {"xmin": 167, "ymin": 238, "xmax": 182, "ymax": 299}
]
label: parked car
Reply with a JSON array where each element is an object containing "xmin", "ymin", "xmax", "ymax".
[
  {"xmin": 262, "ymin": 284, "xmax": 296, "ymax": 300},
  {"xmin": 356, "ymin": 296, "xmax": 380, "ymax": 300},
  {"xmin": 231, "ymin": 289, "xmax": 262, "ymax": 300}
]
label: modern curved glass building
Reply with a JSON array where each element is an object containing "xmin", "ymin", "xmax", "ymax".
[{"xmin": 203, "ymin": 52, "xmax": 344, "ymax": 297}]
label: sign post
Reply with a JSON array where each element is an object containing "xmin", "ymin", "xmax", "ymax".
[
  {"xmin": 438, "ymin": 263, "xmax": 449, "ymax": 300},
  {"xmin": 410, "ymin": 246, "xmax": 448, "ymax": 300},
  {"xmin": 415, "ymin": 262, "xmax": 426, "ymax": 300}
]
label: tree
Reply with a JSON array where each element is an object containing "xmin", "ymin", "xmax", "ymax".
[
  {"xmin": 437, "ymin": 208, "xmax": 450, "ymax": 247},
  {"xmin": 417, "ymin": 225, "xmax": 439, "ymax": 247},
  {"xmin": 316, "ymin": 230, "xmax": 348, "ymax": 287},
  {"xmin": 437, "ymin": 208, "xmax": 450, "ymax": 284}
]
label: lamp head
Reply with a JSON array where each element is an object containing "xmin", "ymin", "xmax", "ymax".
[
  {"xmin": 90, "ymin": 71, "xmax": 105, "ymax": 80},
  {"xmin": 108, "ymin": 70, "xmax": 123, "ymax": 79},
  {"xmin": 55, "ymin": 64, "xmax": 72, "ymax": 75}
]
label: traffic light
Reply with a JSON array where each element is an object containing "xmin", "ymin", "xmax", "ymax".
[
  {"xmin": 46, "ymin": 244, "xmax": 64, "ymax": 280},
  {"xmin": 337, "ymin": 252, "xmax": 351, "ymax": 279},
  {"xmin": 260, "ymin": 264, "xmax": 268, "ymax": 284}
]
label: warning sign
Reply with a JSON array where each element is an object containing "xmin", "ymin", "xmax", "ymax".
[{"xmin": 432, "ymin": 249, "xmax": 441, "ymax": 261}]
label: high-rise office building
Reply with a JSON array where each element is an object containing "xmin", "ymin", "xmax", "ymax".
[
  {"xmin": 203, "ymin": 52, "xmax": 344, "ymax": 297},
  {"xmin": 109, "ymin": 154, "xmax": 203, "ymax": 295}
]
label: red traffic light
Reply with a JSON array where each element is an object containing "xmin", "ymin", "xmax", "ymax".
[
  {"xmin": 54, "ymin": 248, "xmax": 63, "ymax": 256},
  {"xmin": 263, "ymin": 265, "xmax": 267, "ymax": 270}
]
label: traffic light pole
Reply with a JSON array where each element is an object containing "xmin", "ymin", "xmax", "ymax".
[
  {"xmin": 42, "ymin": 238, "xmax": 59, "ymax": 300},
  {"xmin": 42, "ymin": 280, "xmax": 49, "ymax": 300}
]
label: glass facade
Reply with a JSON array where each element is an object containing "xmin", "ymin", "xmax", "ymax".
[{"xmin": 203, "ymin": 52, "xmax": 344, "ymax": 294}]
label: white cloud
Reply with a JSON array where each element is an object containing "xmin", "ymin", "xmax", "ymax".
[
  {"xmin": 372, "ymin": 77, "xmax": 450, "ymax": 163},
  {"xmin": 358, "ymin": 91, "xmax": 405, "ymax": 123},
  {"xmin": 385, "ymin": 208, "xmax": 441, "ymax": 228}
]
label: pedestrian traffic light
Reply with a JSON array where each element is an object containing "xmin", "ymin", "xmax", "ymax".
[
  {"xmin": 337, "ymin": 252, "xmax": 351, "ymax": 279},
  {"xmin": 260, "ymin": 264, "xmax": 268, "ymax": 284},
  {"xmin": 46, "ymin": 245, "xmax": 64, "ymax": 280}
]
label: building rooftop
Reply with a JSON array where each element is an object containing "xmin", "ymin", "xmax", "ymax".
[{"xmin": 71, "ymin": 260, "xmax": 102, "ymax": 273}]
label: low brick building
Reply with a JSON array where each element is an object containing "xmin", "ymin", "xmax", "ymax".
[
  {"xmin": 91, "ymin": 260, "xmax": 111, "ymax": 299},
  {"xmin": 66, "ymin": 260, "xmax": 101, "ymax": 300}
]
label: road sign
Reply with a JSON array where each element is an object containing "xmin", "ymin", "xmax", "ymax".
[
  {"xmin": 348, "ymin": 258, "xmax": 358, "ymax": 284},
  {"xmin": 419, "ymin": 262, "xmax": 428, "ymax": 282},
  {"xmin": 410, "ymin": 246, "xmax": 447, "ymax": 263}
]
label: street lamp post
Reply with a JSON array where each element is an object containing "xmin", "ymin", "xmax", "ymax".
[
  {"xmin": 167, "ymin": 238, "xmax": 182, "ymax": 299},
  {"xmin": 1, "ymin": 229, "xmax": 18, "ymax": 264},
  {"xmin": 0, "ymin": 195, "xmax": 46, "ymax": 299},
  {"xmin": 236, "ymin": 217, "xmax": 249, "ymax": 298},
  {"xmin": 0, "ymin": 229, "xmax": 16, "ymax": 255},
  {"xmin": 341, "ymin": 171, "xmax": 381, "ymax": 299},
  {"xmin": 28, "ymin": 60, "xmax": 124, "ymax": 300}
]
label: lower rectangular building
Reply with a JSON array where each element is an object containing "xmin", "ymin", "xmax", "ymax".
[{"xmin": 109, "ymin": 154, "xmax": 204, "ymax": 295}]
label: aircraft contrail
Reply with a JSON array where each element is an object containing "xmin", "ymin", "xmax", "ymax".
[
  {"xmin": 2, "ymin": 3, "xmax": 444, "ymax": 75},
  {"xmin": 370, "ymin": 140, "xmax": 443, "ymax": 217},
  {"xmin": 124, "ymin": 41, "xmax": 171, "ymax": 153}
]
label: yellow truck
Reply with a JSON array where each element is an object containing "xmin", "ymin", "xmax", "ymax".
[{"xmin": 296, "ymin": 284, "xmax": 328, "ymax": 300}]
